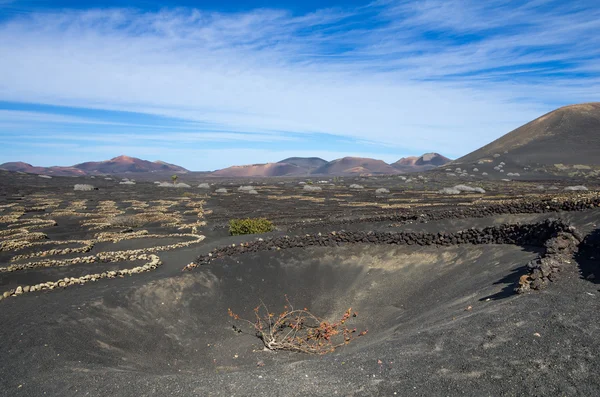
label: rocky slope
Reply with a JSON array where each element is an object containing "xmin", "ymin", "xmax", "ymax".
[{"xmin": 452, "ymin": 103, "xmax": 600, "ymax": 178}]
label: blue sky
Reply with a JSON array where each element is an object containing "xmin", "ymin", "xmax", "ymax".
[{"xmin": 0, "ymin": 0, "xmax": 599, "ymax": 171}]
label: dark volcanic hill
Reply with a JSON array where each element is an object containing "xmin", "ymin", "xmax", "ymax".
[
  {"xmin": 312, "ymin": 157, "xmax": 400, "ymax": 175},
  {"xmin": 392, "ymin": 153, "xmax": 451, "ymax": 172},
  {"xmin": 74, "ymin": 155, "xmax": 187, "ymax": 174},
  {"xmin": 415, "ymin": 152, "xmax": 451, "ymax": 166},
  {"xmin": 455, "ymin": 103, "xmax": 600, "ymax": 174}
]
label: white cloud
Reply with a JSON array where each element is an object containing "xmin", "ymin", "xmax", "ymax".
[
  {"xmin": 11, "ymin": 131, "xmax": 300, "ymax": 144},
  {"xmin": 0, "ymin": 1, "xmax": 598, "ymax": 168}
]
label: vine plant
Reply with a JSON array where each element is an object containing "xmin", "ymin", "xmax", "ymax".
[{"xmin": 228, "ymin": 295, "xmax": 367, "ymax": 354}]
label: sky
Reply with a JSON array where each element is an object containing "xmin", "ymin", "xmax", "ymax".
[{"xmin": 0, "ymin": 0, "xmax": 599, "ymax": 171}]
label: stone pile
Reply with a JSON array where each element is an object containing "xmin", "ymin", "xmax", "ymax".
[
  {"xmin": 185, "ymin": 219, "xmax": 577, "ymax": 288},
  {"xmin": 288, "ymin": 194, "xmax": 600, "ymax": 230},
  {"xmin": 0, "ymin": 255, "xmax": 161, "ymax": 301},
  {"xmin": 1, "ymin": 233, "xmax": 205, "ymax": 272},
  {"xmin": 516, "ymin": 228, "xmax": 582, "ymax": 293}
]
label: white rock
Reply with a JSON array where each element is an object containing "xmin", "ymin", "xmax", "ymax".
[
  {"xmin": 564, "ymin": 185, "xmax": 588, "ymax": 191},
  {"xmin": 303, "ymin": 185, "xmax": 322, "ymax": 192},
  {"xmin": 74, "ymin": 184, "xmax": 95, "ymax": 191}
]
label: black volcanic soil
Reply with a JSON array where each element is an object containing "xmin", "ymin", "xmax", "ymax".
[{"xmin": 0, "ymin": 171, "xmax": 599, "ymax": 396}]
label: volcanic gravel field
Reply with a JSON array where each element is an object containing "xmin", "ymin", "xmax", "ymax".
[{"xmin": 0, "ymin": 171, "xmax": 599, "ymax": 396}]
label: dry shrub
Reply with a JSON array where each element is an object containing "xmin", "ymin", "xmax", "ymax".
[
  {"xmin": 108, "ymin": 212, "xmax": 180, "ymax": 228},
  {"xmin": 108, "ymin": 215, "xmax": 143, "ymax": 228},
  {"xmin": 229, "ymin": 296, "xmax": 367, "ymax": 354}
]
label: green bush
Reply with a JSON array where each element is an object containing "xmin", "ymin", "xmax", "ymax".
[{"xmin": 229, "ymin": 218, "xmax": 274, "ymax": 236}]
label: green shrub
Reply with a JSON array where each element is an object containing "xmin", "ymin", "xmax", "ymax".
[{"xmin": 229, "ymin": 218, "xmax": 274, "ymax": 236}]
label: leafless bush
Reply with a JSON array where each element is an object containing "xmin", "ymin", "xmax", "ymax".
[
  {"xmin": 229, "ymin": 296, "xmax": 367, "ymax": 354},
  {"xmin": 349, "ymin": 184, "xmax": 364, "ymax": 189},
  {"xmin": 375, "ymin": 188, "xmax": 390, "ymax": 194},
  {"xmin": 215, "ymin": 188, "xmax": 228, "ymax": 193},
  {"xmin": 108, "ymin": 215, "xmax": 143, "ymax": 228},
  {"xmin": 198, "ymin": 183, "xmax": 210, "ymax": 189}
]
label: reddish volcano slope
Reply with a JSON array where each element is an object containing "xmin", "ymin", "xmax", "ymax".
[{"xmin": 74, "ymin": 155, "xmax": 187, "ymax": 174}]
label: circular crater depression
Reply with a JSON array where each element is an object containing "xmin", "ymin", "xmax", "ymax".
[{"xmin": 40, "ymin": 242, "xmax": 541, "ymax": 375}]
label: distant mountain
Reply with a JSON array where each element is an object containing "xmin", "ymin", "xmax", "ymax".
[
  {"xmin": 210, "ymin": 156, "xmax": 399, "ymax": 177},
  {"xmin": 278, "ymin": 157, "xmax": 328, "ymax": 171},
  {"xmin": 2, "ymin": 153, "xmax": 453, "ymax": 178},
  {"xmin": 211, "ymin": 162, "xmax": 307, "ymax": 177},
  {"xmin": 74, "ymin": 155, "xmax": 187, "ymax": 174},
  {"xmin": 392, "ymin": 153, "xmax": 451, "ymax": 172},
  {"xmin": 393, "ymin": 156, "xmax": 419, "ymax": 167},
  {"xmin": 0, "ymin": 162, "xmax": 86, "ymax": 176},
  {"xmin": 312, "ymin": 157, "xmax": 400, "ymax": 176},
  {"xmin": 209, "ymin": 153, "xmax": 452, "ymax": 177},
  {"xmin": 415, "ymin": 153, "xmax": 450, "ymax": 166},
  {"xmin": 0, "ymin": 155, "xmax": 188, "ymax": 176}
]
